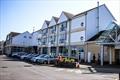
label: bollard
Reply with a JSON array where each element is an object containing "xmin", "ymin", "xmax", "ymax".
[{"xmin": 76, "ymin": 62, "xmax": 80, "ymax": 68}]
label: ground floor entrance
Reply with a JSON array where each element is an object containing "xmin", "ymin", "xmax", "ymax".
[
  {"xmin": 43, "ymin": 47, "xmax": 48, "ymax": 54},
  {"xmin": 50, "ymin": 47, "xmax": 56, "ymax": 56},
  {"xmin": 59, "ymin": 46, "xmax": 68, "ymax": 56},
  {"xmin": 115, "ymin": 49, "xmax": 120, "ymax": 64}
]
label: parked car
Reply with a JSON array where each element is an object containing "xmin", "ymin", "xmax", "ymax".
[
  {"xmin": 11, "ymin": 52, "xmax": 19, "ymax": 58},
  {"xmin": 31, "ymin": 54, "xmax": 46, "ymax": 63},
  {"xmin": 11, "ymin": 52, "xmax": 26, "ymax": 58},
  {"xmin": 37, "ymin": 55, "xmax": 57, "ymax": 64},
  {"xmin": 20, "ymin": 53, "xmax": 29, "ymax": 60},
  {"xmin": 23, "ymin": 53, "xmax": 34, "ymax": 61},
  {"xmin": 16, "ymin": 52, "xmax": 27, "ymax": 59},
  {"xmin": 24, "ymin": 53, "xmax": 39, "ymax": 62}
]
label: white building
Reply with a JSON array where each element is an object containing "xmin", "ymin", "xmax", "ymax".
[
  {"xmin": 5, "ymin": 4, "xmax": 119, "ymax": 65},
  {"xmin": 5, "ymin": 31, "xmax": 33, "ymax": 55},
  {"xmin": 37, "ymin": 4, "xmax": 120, "ymax": 65},
  {"xmin": 12, "ymin": 31, "xmax": 32, "ymax": 47}
]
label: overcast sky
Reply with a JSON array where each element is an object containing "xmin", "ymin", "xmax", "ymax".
[{"xmin": 0, "ymin": 0, "xmax": 120, "ymax": 41}]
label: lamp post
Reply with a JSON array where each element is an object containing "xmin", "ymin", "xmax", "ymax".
[{"xmin": 22, "ymin": 42, "xmax": 25, "ymax": 52}]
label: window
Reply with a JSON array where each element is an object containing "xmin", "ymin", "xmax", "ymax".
[
  {"xmin": 80, "ymin": 36, "xmax": 84, "ymax": 41},
  {"xmin": 60, "ymin": 22, "xmax": 67, "ymax": 31},
  {"xmin": 42, "ymin": 29, "xmax": 47, "ymax": 36},
  {"xmin": 24, "ymin": 36, "xmax": 27, "ymax": 38},
  {"xmin": 38, "ymin": 38, "xmax": 41, "ymax": 45},
  {"xmin": 42, "ymin": 38, "xmax": 47, "ymax": 45},
  {"xmin": 29, "ymin": 36, "xmax": 32, "ymax": 39},
  {"xmin": 59, "ymin": 34, "xmax": 67, "ymax": 43},
  {"xmin": 51, "ymin": 26, "xmax": 56, "ymax": 33},
  {"xmin": 81, "ymin": 22, "xmax": 84, "ymax": 27}
]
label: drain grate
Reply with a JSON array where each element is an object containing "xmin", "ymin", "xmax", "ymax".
[
  {"xmin": 1, "ymin": 66, "xmax": 8, "ymax": 68},
  {"xmin": 24, "ymin": 65, "xmax": 32, "ymax": 67}
]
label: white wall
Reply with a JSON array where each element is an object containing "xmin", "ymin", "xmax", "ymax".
[
  {"xmin": 86, "ymin": 8, "xmax": 98, "ymax": 41},
  {"xmin": 12, "ymin": 31, "xmax": 32, "ymax": 46},
  {"xmin": 70, "ymin": 15, "xmax": 85, "ymax": 43},
  {"xmin": 32, "ymin": 31, "xmax": 39, "ymax": 46},
  {"xmin": 71, "ymin": 31, "xmax": 85, "ymax": 43},
  {"xmin": 71, "ymin": 15, "xmax": 85, "ymax": 30},
  {"xmin": 99, "ymin": 5, "xmax": 115, "ymax": 31},
  {"xmin": 86, "ymin": 5, "xmax": 115, "ymax": 40}
]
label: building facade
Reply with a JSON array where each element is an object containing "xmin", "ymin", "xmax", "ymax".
[
  {"xmin": 4, "ymin": 31, "xmax": 33, "ymax": 56},
  {"xmin": 37, "ymin": 4, "xmax": 120, "ymax": 66},
  {"xmin": 4, "ymin": 4, "xmax": 120, "ymax": 65}
]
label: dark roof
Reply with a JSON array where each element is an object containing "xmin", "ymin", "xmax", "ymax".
[
  {"xmin": 62, "ymin": 11, "xmax": 74, "ymax": 19},
  {"xmin": 8, "ymin": 32, "xmax": 20, "ymax": 37},
  {"xmin": 53, "ymin": 16, "xmax": 59, "ymax": 23},
  {"xmin": 87, "ymin": 30, "xmax": 106, "ymax": 41},
  {"xmin": 45, "ymin": 20, "xmax": 50, "ymax": 26},
  {"xmin": 73, "ymin": 4, "xmax": 105, "ymax": 18}
]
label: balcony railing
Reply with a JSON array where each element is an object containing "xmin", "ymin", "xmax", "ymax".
[
  {"xmin": 42, "ymin": 42, "xmax": 46, "ymax": 45},
  {"xmin": 60, "ymin": 27, "xmax": 67, "ymax": 32},
  {"xmin": 59, "ymin": 39, "xmax": 66, "ymax": 43},
  {"xmin": 42, "ymin": 29, "xmax": 48, "ymax": 36},
  {"xmin": 60, "ymin": 22, "xmax": 67, "ymax": 32}
]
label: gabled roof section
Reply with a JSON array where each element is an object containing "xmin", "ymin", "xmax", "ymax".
[
  {"xmin": 73, "ymin": 4, "xmax": 105, "ymax": 18},
  {"xmin": 53, "ymin": 16, "xmax": 59, "ymax": 23},
  {"xmin": 45, "ymin": 20, "xmax": 50, "ymax": 26},
  {"xmin": 63, "ymin": 11, "xmax": 74, "ymax": 19},
  {"xmin": 41, "ymin": 20, "xmax": 50, "ymax": 29},
  {"xmin": 19, "ymin": 31, "xmax": 30, "ymax": 36},
  {"xmin": 57, "ymin": 11, "xmax": 74, "ymax": 24},
  {"xmin": 7, "ymin": 32, "xmax": 20, "ymax": 38},
  {"xmin": 13, "ymin": 31, "xmax": 31, "ymax": 38},
  {"xmin": 73, "ymin": 4, "xmax": 115, "ymax": 20},
  {"xmin": 49, "ymin": 16, "xmax": 59, "ymax": 27}
]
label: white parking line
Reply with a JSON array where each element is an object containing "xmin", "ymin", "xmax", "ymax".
[
  {"xmin": 66, "ymin": 69, "xmax": 74, "ymax": 72},
  {"xmin": 55, "ymin": 68, "xmax": 64, "ymax": 71},
  {"xmin": 91, "ymin": 68, "xmax": 97, "ymax": 73},
  {"xmin": 55, "ymin": 68, "xmax": 83, "ymax": 74},
  {"xmin": 74, "ymin": 70, "xmax": 82, "ymax": 74}
]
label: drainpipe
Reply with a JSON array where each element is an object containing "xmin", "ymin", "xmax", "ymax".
[
  {"xmin": 56, "ymin": 24, "xmax": 59, "ymax": 56},
  {"xmin": 100, "ymin": 45, "xmax": 104, "ymax": 66},
  {"xmin": 68, "ymin": 20, "xmax": 71, "ymax": 57},
  {"xmin": 85, "ymin": 12, "xmax": 88, "ymax": 62},
  {"xmin": 97, "ymin": 1, "xmax": 99, "ymax": 32},
  {"xmin": 48, "ymin": 28, "xmax": 51, "ymax": 55}
]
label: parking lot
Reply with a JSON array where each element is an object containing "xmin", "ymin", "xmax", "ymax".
[{"xmin": 0, "ymin": 55, "xmax": 119, "ymax": 80}]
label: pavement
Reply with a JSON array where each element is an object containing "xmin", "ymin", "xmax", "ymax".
[{"xmin": 0, "ymin": 55, "xmax": 119, "ymax": 80}]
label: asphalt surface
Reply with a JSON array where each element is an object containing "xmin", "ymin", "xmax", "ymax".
[{"xmin": 0, "ymin": 55, "xmax": 119, "ymax": 80}]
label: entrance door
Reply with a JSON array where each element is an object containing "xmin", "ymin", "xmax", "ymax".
[
  {"xmin": 43, "ymin": 47, "xmax": 47, "ymax": 54},
  {"xmin": 115, "ymin": 49, "xmax": 120, "ymax": 64}
]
